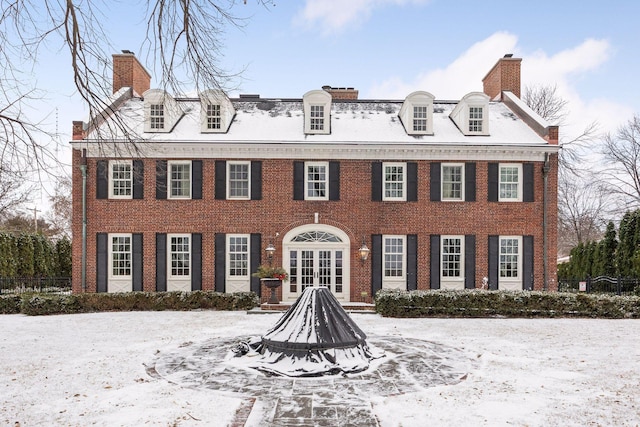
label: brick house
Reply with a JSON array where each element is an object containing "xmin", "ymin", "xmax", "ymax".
[{"xmin": 71, "ymin": 52, "xmax": 559, "ymax": 303}]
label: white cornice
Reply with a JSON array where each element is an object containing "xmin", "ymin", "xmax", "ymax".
[{"xmin": 70, "ymin": 141, "xmax": 560, "ymax": 162}]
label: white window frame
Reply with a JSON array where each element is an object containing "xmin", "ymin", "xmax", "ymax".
[
  {"xmin": 168, "ymin": 234, "xmax": 191, "ymax": 280},
  {"xmin": 150, "ymin": 104, "xmax": 164, "ymax": 130},
  {"xmin": 226, "ymin": 234, "xmax": 250, "ymax": 280},
  {"xmin": 167, "ymin": 160, "xmax": 192, "ymax": 200},
  {"xmin": 109, "ymin": 160, "xmax": 133, "ymax": 199},
  {"xmin": 412, "ymin": 105, "xmax": 428, "ymax": 132},
  {"xmin": 108, "ymin": 233, "xmax": 132, "ymax": 280},
  {"xmin": 468, "ymin": 106, "xmax": 484, "ymax": 133},
  {"xmin": 304, "ymin": 161, "xmax": 329, "ymax": 201},
  {"xmin": 499, "ymin": 163, "xmax": 523, "ymax": 202},
  {"xmin": 499, "ymin": 236, "xmax": 522, "ymax": 288},
  {"xmin": 441, "ymin": 236, "xmax": 464, "ymax": 287},
  {"xmin": 310, "ymin": 105, "xmax": 325, "ymax": 131},
  {"xmin": 441, "ymin": 163, "xmax": 464, "ymax": 201},
  {"xmin": 383, "ymin": 235, "xmax": 406, "ymax": 282},
  {"xmin": 227, "ymin": 161, "xmax": 251, "ymax": 200},
  {"xmin": 383, "ymin": 162, "xmax": 406, "ymax": 201},
  {"xmin": 206, "ymin": 103, "xmax": 222, "ymax": 130}
]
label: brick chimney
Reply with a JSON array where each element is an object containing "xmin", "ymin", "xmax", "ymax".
[
  {"xmin": 322, "ymin": 86, "xmax": 359, "ymax": 100},
  {"xmin": 112, "ymin": 50, "xmax": 151, "ymax": 95},
  {"xmin": 482, "ymin": 54, "xmax": 522, "ymax": 99}
]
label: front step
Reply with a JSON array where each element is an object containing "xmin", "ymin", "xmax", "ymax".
[{"xmin": 249, "ymin": 302, "xmax": 376, "ymax": 314}]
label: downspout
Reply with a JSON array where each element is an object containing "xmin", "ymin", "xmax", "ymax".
[
  {"xmin": 542, "ymin": 153, "xmax": 550, "ymax": 291},
  {"xmin": 80, "ymin": 149, "xmax": 88, "ymax": 292}
]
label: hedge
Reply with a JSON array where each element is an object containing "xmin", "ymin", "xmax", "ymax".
[
  {"xmin": 375, "ymin": 289, "xmax": 640, "ymax": 318},
  {"xmin": 1, "ymin": 291, "xmax": 258, "ymax": 316}
]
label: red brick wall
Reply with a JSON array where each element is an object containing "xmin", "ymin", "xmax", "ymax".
[
  {"xmin": 112, "ymin": 54, "xmax": 151, "ymax": 95},
  {"xmin": 483, "ymin": 57, "xmax": 522, "ymax": 99},
  {"xmin": 71, "ymin": 153, "xmax": 559, "ymax": 298}
]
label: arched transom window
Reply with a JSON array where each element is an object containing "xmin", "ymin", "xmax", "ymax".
[{"xmin": 290, "ymin": 231, "xmax": 343, "ymax": 243}]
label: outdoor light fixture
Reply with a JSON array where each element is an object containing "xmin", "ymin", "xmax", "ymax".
[
  {"xmin": 265, "ymin": 243, "xmax": 276, "ymax": 262},
  {"xmin": 358, "ymin": 239, "xmax": 370, "ymax": 263}
]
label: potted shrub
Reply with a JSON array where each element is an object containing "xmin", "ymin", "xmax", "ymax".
[{"xmin": 253, "ymin": 265, "xmax": 289, "ymax": 304}]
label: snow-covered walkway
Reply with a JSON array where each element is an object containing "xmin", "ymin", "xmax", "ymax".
[{"xmin": 1, "ymin": 311, "xmax": 639, "ymax": 426}]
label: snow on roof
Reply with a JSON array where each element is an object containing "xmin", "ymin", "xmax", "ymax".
[{"xmin": 85, "ymin": 96, "xmax": 550, "ymax": 146}]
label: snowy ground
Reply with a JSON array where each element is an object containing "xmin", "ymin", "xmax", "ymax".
[{"xmin": 1, "ymin": 310, "xmax": 639, "ymax": 426}]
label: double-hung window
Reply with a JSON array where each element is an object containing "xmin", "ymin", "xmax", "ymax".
[
  {"xmin": 383, "ymin": 162, "xmax": 406, "ymax": 201},
  {"xmin": 384, "ymin": 236, "xmax": 405, "ymax": 279},
  {"xmin": 227, "ymin": 235, "xmax": 249, "ymax": 278},
  {"xmin": 413, "ymin": 105, "xmax": 428, "ymax": 132},
  {"xmin": 109, "ymin": 160, "xmax": 132, "ymax": 199},
  {"xmin": 442, "ymin": 164, "xmax": 463, "ymax": 201},
  {"xmin": 168, "ymin": 161, "xmax": 191, "ymax": 199},
  {"xmin": 227, "ymin": 161, "xmax": 250, "ymax": 200},
  {"xmin": 499, "ymin": 236, "xmax": 520, "ymax": 280},
  {"xmin": 169, "ymin": 234, "xmax": 190, "ymax": 278},
  {"xmin": 305, "ymin": 162, "xmax": 328, "ymax": 200},
  {"xmin": 150, "ymin": 104, "xmax": 164, "ymax": 130},
  {"xmin": 499, "ymin": 163, "xmax": 522, "ymax": 201},
  {"xmin": 441, "ymin": 236, "xmax": 463, "ymax": 279},
  {"xmin": 468, "ymin": 106, "xmax": 483, "ymax": 133},
  {"xmin": 310, "ymin": 105, "xmax": 325, "ymax": 131},
  {"xmin": 110, "ymin": 234, "xmax": 132, "ymax": 278},
  {"xmin": 206, "ymin": 104, "xmax": 221, "ymax": 130}
]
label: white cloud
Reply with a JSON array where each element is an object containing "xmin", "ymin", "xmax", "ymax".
[{"xmin": 296, "ymin": 0, "xmax": 430, "ymax": 34}]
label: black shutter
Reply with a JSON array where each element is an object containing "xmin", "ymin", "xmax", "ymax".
[
  {"xmin": 215, "ymin": 233, "xmax": 226, "ymax": 292},
  {"xmin": 250, "ymin": 234, "xmax": 261, "ymax": 295},
  {"xmin": 96, "ymin": 160, "xmax": 108, "ymax": 199},
  {"xmin": 465, "ymin": 235, "xmax": 476, "ymax": 289},
  {"xmin": 430, "ymin": 235, "xmax": 440, "ymax": 289},
  {"xmin": 430, "ymin": 162, "xmax": 441, "ymax": 201},
  {"xmin": 251, "ymin": 161, "xmax": 262, "ymax": 200},
  {"xmin": 156, "ymin": 233, "xmax": 167, "ymax": 291},
  {"xmin": 407, "ymin": 234, "xmax": 417, "ymax": 290},
  {"xmin": 132, "ymin": 233, "xmax": 143, "ymax": 291},
  {"xmin": 293, "ymin": 161, "xmax": 304, "ymax": 200},
  {"xmin": 191, "ymin": 233, "xmax": 202, "ymax": 291},
  {"xmin": 407, "ymin": 162, "xmax": 418, "ymax": 202},
  {"xmin": 488, "ymin": 163, "xmax": 498, "ymax": 202},
  {"xmin": 133, "ymin": 160, "xmax": 144, "ymax": 200},
  {"xmin": 371, "ymin": 162, "xmax": 382, "ymax": 201},
  {"xmin": 465, "ymin": 163, "xmax": 476, "ymax": 202},
  {"xmin": 156, "ymin": 160, "xmax": 167, "ymax": 200},
  {"xmin": 329, "ymin": 161, "xmax": 340, "ymax": 201},
  {"xmin": 371, "ymin": 234, "xmax": 382, "ymax": 296},
  {"xmin": 215, "ymin": 160, "xmax": 226, "ymax": 200},
  {"xmin": 192, "ymin": 160, "xmax": 202, "ymax": 200},
  {"xmin": 96, "ymin": 233, "xmax": 108, "ymax": 293},
  {"xmin": 523, "ymin": 163, "xmax": 534, "ymax": 202},
  {"xmin": 523, "ymin": 235, "xmax": 534, "ymax": 290},
  {"xmin": 488, "ymin": 235, "xmax": 499, "ymax": 290}
]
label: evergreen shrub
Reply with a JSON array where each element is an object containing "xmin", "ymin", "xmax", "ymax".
[
  {"xmin": 375, "ymin": 289, "xmax": 640, "ymax": 318},
  {"xmin": 0, "ymin": 295, "xmax": 22, "ymax": 314}
]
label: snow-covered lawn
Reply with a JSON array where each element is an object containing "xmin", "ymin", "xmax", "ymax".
[{"xmin": 1, "ymin": 311, "xmax": 639, "ymax": 426}]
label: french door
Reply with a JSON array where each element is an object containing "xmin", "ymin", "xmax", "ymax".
[{"xmin": 286, "ymin": 248, "xmax": 345, "ymax": 300}]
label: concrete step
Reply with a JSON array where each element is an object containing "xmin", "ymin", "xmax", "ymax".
[{"xmin": 248, "ymin": 302, "xmax": 376, "ymax": 314}]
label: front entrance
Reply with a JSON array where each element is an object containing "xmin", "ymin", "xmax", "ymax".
[{"xmin": 282, "ymin": 225, "xmax": 350, "ymax": 302}]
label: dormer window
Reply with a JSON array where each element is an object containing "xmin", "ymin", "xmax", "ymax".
[
  {"xmin": 150, "ymin": 104, "xmax": 164, "ymax": 130},
  {"xmin": 143, "ymin": 89, "xmax": 182, "ymax": 133},
  {"xmin": 200, "ymin": 89, "xmax": 235, "ymax": 133},
  {"xmin": 303, "ymin": 90, "xmax": 331, "ymax": 135},
  {"xmin": 399, "ymin": 91, "xmax": 435, "ymax": 135},
  {"xmin": 450, "ymin": 92, "xmax": 490, "ymax": 136},
  {"xmin": 310, "ymin": 105, "xmax": 325, "ymax": 131}
]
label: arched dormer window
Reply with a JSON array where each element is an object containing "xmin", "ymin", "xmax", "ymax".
[
  {"xmin": 449, "ymin": 92, "xmax": 490, "ymax": 136},
  {"xmin": 399, "ymin": 91, "xmax": 435, "ymax": 135},
  {"xmin": 199, "ymin": 89, "xmax": 235, "ymax": 133},
  {"xmin": 143, "ymin": 89, "xmax": 183, "ymax": 133},
  {"xmin": 303, "ymin": 90, "xmax": 331, "ymax": 135}
]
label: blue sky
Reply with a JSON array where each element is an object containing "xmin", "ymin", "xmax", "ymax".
[{"xmin": 23, "ymin": 0, "xmax": 640, "ymax": 207}]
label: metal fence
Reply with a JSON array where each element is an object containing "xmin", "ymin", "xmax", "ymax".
[
  {"xmin": 557, "ymin": 276, "xmax": 640, "ymax": 297},
  {"xmin": 0, "ymin": 277, "xmax": 72, "ymax": 295}
]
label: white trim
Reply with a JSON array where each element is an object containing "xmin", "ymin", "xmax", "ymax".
[
  {"xmin": 399, "ymin": 91, "xmax": 435, "ymax": 135},
  {"xmin": 226, "ymin": 161, "xmax": 251, "ymax": 200},
  {"xmin": 382, "ymin": 162, "xmax": 406, "ymax": 201},
  {"xmin": 167, "ymin": 160, "xmax": 192, "ymax": 200},
  {"xmin": 226, "ymin": 234, "xmax": 251, "ymax": 292},
  {"xmin": 441, "ymin": 163, "xmax": 465, "ymax": 202},
  {"xmin": 498, "ymin": 163, "xmax": 523, "ymax": 202},
  {"xmin": 199, "ymin": 89, "xmax": 235, "ymax": 133},
  {"xmin": 167, "ymin": 233, "xmax": 191, "ymax": 292},
  {"xmin": 107, "ymin": 233, "xmax": 132, "ymax": 293},
  {"xmin": 440, "ymin": 235, "xmax": 465, "ymax": 290},
  {"xmin": 303, "ymin": 90, "xmax": 331, "ymax": 135},
  {"xmin": 304, "ymin": 161, "xmax": 329, "ymax": 201},
  {"xmin": 498, "ymin": 235, "xmax": 522, "ymax": 290},
  {"xmin": 108, "ymin": 160, "xmax": 133, "ymax": 199},
  {"xmin": 450, "ymin": 92, "xmax": 490, "ymax": 136},
  {"xmin": 382, "ymin": 235, "xmax": 406, "ymax": 289}
]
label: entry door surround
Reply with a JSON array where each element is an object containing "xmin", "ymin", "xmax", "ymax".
[{"xmin": 282, "ymin": 224, "xmax": 351, "ymax": 302}]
